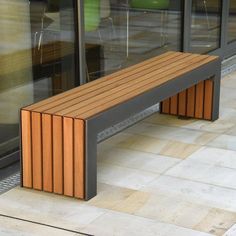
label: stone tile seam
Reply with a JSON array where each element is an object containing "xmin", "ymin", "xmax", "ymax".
[{"xmin": 0, "ymin": 214, "xmax": 93, "ymax": 236}]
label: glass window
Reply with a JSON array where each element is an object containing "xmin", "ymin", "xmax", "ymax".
[
  {"xmin": 228, "ymin": 0, "xmax": 236, "ymax": 43},
  {"xmin": 84, "ymin": 0, "xmax": 183, "ymax": 81},
  {"xmin": 0, "ymin": 0, "xmax": 78, "ymax": 163},
  {"xmin": 190, "ymin": 0, "xmax": 221, "ymax": 53}
]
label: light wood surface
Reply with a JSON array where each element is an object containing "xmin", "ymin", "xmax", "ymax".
[
  {"xmin": 170, "ymin": 95, "xmax": 178, "ymax": 115},
  {"xmin": 195, "ymin": 81, "xmax": 204, "ymax": 119},
  {"xmin": 204, "ymin": 79, "xmax": 214, "ymax": 120},
  {"xmin": 42, "ymin": 114, "xmax": 53, "ymax": 192},
  {"xmin": 31, "ymin": 112, "xmax": 42, "ymax": 190},
  {"xmin": 21, "ymin": 110, "xmax": 32, "ymax": 188},
  {"xmin": 63, "ymin": 117, "xmax": 74, "ymax": 197},
  {"xmin": 74, "ymin": 119, "xmax": 85, "ymax": 199},
  {"xmin": 53, "ymin": 115, "xmax": 63, "ymax": 195},
  {"xmin": 187, "ymin": 86, "xmax": 196, "ymax": 117},
  {"xmin": 178, "ymin": 91, "xmax": 187, "ymax": 116},
  {"xmin": 161, "ymin": 99, "xmax": 170, "ymax": 114},
  {"xmin": 78, "ymin": 56, "xmax": 216, "ymax": 119}
]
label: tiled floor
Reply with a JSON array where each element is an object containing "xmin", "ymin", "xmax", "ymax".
[{"xmin": 2, "ymin": 72, "xmax": 236, "ymax": 235}]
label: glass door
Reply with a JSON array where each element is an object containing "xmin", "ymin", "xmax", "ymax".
[
  {"xmin": 190, "ymin": 0, "xmax": 222, "ymax": 53},
  {"xmin": 0, "ymin": 0, "xmax": 78, "ymax": 167},
  {"xmin": 83, "ymin": 0, "xmax": 183, "ymax": 82}
]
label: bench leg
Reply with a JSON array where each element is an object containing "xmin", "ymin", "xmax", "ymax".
[
  {"xmin": 211, "ymin": 67, "xmax": 221, "ymax": 121},
  {"xmin": 84, "ymin": 120, "xmax": 97, "ymax": 200},
  {"xmin": 21, "ymin": 114, "xmax": 88, "ymax": 200},
  {"xmin": 160, "ymin": 70, "xmax": 221, "ymax": 121}
]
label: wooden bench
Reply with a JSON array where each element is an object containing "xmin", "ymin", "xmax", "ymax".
[{"xmin": 20, "ymin": 51, "xmax": 221, "ymax": 200}]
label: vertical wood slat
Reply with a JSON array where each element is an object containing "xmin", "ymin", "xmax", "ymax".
[
  {"xmin": 74, "ymin": 119, "xmax": 85, "ymax": 199},
  {"xmin": 187, "ymin": 86, "xmax": 195, "ymax": 117},
  {"xmin": 170, "ymin": 95, "xmax": 178, "ymax": 115},
  {"xmin": 161, "ymin": 98, "xmax": 170, "ymax": 113},
  {"xmin": 195, "ymin": 81, "xmax": 204, "ymax": 119},
  {"xmin": 42, "ymin": 114, "xmax": 53, "ymax": 192},
  {"xmin": 53, "ymin": 115, "xmax": 63, "ymax": 194},
  {"xmin": 21, "ymin": 110, "xmax": 32, "ymax": 188},
  {"xmin": 204, "ymin": 79, "xmax": 213, "ymax": 120},
  {"xmin": 161, "ymin": 80, "xmax": 213, "ymax": 120},
  {"xmin": 31, "ymin": 112, "xmax": 42, "ymax": 190},
  {"xmin": 178, "ymin": 91, "xmax": 186, "ymax": 116},
  {"xmin": 63, "ymin": 117, "xmax": 74, "ymax": 197}
]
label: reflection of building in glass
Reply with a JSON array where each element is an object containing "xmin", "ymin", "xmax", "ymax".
[{"xmin": 1, "ymin": 0, "xmax": 236, "ymax": 168}]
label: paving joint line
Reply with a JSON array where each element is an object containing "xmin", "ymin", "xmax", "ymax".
[{"xmin": 0, "ymin": 213, "xmax": 93, "ymax": 236}]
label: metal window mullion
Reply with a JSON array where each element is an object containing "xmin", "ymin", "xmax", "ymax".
[
  {"xmin": 220, "ymin": 0, "xmax": 230, "ymax": 58},
  {"xmin": 77, "ymin": 0, "xmax": 86, "ymax": 85},
  {"xmin": 183, "ymin": 0, "xmax": 192, "ymax": 52}
]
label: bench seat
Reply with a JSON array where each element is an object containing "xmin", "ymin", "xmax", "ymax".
[{"xmin": 20, "ymin": 51, "xmax": 221, "ymax": 200}]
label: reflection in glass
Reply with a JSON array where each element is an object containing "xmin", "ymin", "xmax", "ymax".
[
  {"xmin": 84, "ymin": 0, "xmax": 183, "ymax": 82},
  {"xmin": 0, "ymin": 0, "xmax": 77, "ymax": 162},
  {"xmin": 228, "ymin": 0, "xmax": 236, "ymax": 43},
  {"xmin": 190, "ymin": 0, "xmax": 221, "ymax": 53}
]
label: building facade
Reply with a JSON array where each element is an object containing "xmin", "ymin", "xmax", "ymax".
[{"xmin": 0, "ymin": 0, "xmax": 236, "ymax": 167}]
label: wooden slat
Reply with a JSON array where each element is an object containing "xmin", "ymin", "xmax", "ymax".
[
  {"xmin": 170, "ymin": 95, "xmax": 178, "ymax": 115},
  {"xmin": 74, "ymin": 119, "xmax": 85, "ymax": 199},
  {"xmin": 61, "ymin": 54, "xmax": 202, "ymax": 117},
  {"xmin": 63, "ymin": 117, "xmax": 74, "ymax": 197},
  {"xmin": 31, "ymin": 112, "xmax": 42, "ymax": 190},
  {"xmin": 187, "ymin": 86, "xmax": 195, "ymax": 117},
  {"xmin": 24, "ymin": 51, "xmax": 176, "ymax": 111},
  {"xmin": 21, "ymin": 110, "xmax": 32, "ymax": 188},
  {"xmin": 178, "ymin": 90, "xmax": 187, "ymax": 116},
  {"xmin": 195, "ymin": 81, "xmax": 205, "ymax": 119},
  {"xmin": 42, "ymin": 114, "xmax": 53, "ymax": 192},
  {"xmin": 53, "ymin": 115, "xmax": 63, "ymax": 194},
  {"xmin": 45, "ymin": 53, "xmax": 185, "ymax": 114},
  {"xmin": 76, "ymin": 56, "xmax": 216, "ymax": 119},
  {"xmin": 161, "ymin": 99, "xmax": 170, "ymax": 113},
  {"xmin": 204, "ymin": 79, "xmax": 213, "ymax": 120}
]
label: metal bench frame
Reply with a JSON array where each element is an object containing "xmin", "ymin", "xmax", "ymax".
[{"xmin": 84, "ymin": 58, "xmax": 221, "ymax": 200}]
